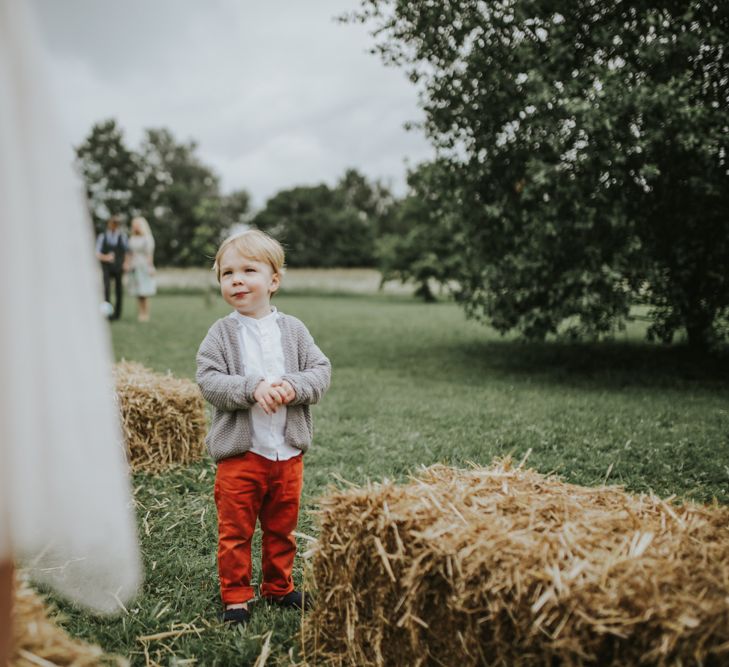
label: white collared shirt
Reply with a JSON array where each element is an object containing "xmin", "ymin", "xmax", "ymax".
[{"xmin": 230, "ymin": 308, "xmax": 300, "ymax": 461}]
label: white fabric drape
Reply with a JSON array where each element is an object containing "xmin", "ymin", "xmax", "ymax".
[{"xmin": 0, "ymin": 0, "xmax": 140, "ymax": 612}]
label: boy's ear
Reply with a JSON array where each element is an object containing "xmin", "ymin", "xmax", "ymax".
[{"xmin": 270, "ymin": 272, "xmax": 281, "ymax": 294}]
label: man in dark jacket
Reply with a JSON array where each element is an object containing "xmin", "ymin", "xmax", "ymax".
[{"xmin": 95, "ymin": 215, "xmax": 129, "ymax": 320}]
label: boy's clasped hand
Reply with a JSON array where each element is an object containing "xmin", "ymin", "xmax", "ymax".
[{"xmin": 253, "ymin": 379, "xmax": 296, "ymax": 415}]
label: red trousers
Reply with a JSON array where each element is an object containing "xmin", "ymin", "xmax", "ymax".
[{"xmin": 214, "ymin": 451, "xmax": 303, "ymax": 604}]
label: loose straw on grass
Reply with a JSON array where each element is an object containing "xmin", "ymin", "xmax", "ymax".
[
  {"xmin": 11, "ymin": 574, "xmax": 125, "ymax": 666},
  {"xmin": 303, "ymin": 459, "xmax": 729, "ymax": 666},
  {"xmin": 113, "ymin": 361, "xmax": 206, "ymax": 473}
]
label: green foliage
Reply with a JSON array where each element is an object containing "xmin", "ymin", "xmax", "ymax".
[
  {"xmin": 52, "ymin": 290, "xmax": 729, "ymax": 664},
  {"xmin": 75, "ymin": 121, "xmax": 251, "ymax": 266},
  {"xmin": 137, "ymin": 129, "xmax": 226, "ymax": 267},
  {"xmin": 75, "ymin": 119, "xmax": 143, "ymax": 231},
  {"xmin": 377, "ymin": 161, "xmax": 461, "ymax": 301},
  {"xmin": 251, "ymin": 169, "xmax": 395, "ymax": 267},
  {"xmin": 349, "ymin": 1, "xmax": 729, "ymax": 349},
  {"xmin": 220, "ymin": 188, "xmax": 252, "ymax": 229}
]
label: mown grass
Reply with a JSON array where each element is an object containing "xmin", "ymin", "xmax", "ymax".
[{"xmin": 51, "ymin": 290, "xmax": 729, "ymax": 666}]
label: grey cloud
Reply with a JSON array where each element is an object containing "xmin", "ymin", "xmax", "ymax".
[{"xmin": 30, "ymin": 0, "xmax": 434, "ymax": 205}]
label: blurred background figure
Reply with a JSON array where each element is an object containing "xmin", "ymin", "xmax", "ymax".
[
  {"xmin": 95, "ymin": 214, "xmax": 129, "ymax": 321},
  {"xmin": 127, "ymin": 216, "xmax": 157, "ymax": 322},
  {"xmin": 0, "ymin": 1, "xmax": 140, "ymax": 663}
]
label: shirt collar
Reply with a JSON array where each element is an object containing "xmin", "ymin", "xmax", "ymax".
[{"xmin": 231, "ymin": 307, "xmax": 279, "ymax": 329}]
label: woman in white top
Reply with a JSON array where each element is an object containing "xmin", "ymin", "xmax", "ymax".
[{"xmin": 126, "ymin": 216, "xmax": 157, "ymax": 322}]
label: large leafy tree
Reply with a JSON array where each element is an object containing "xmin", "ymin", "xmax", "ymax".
[
  {"xmin": 252, "ymin": 185, "xmax": 343, "ymax": 267},
  {"xmin": 337, "ymin": 168, "xmax": 397, "ymax": 239},
  {"xmin": 350, "ymin": 1, "xmax": 729, "ymax": 348},
  {"xmin": 75, "ymin": 119, "xmax": 143, "ymax": 231},
  {"xmin": 252, "ymin": 169, "xmax": 394, "ymax": 267},
  {"xmin": 221, "ymin": 189, "xmax": 252, "ymax": 230},
  {"xmin": 137, "ymin": 128, "xmax": 228, "ymax": 266},
  {"xmin": 377, "ymin": 161, "xmax": 462, "ymax": 301}
]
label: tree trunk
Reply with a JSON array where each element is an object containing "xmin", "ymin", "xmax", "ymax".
[
  {"xmin": 684, "ymin": 309, "xmax": 713, "ymax": 352},
  {"xmin": 415, "ymin": 280, "xmax": 436, "ymax": 303}
]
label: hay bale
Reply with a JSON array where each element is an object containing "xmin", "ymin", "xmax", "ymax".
[
  {"xmin": 303, "ymin": 460, "xmax": 729, "ymax": 667},
  {"xmin": 11, "ymin": 574, "xmax": 123, "ymax": 666},
  {"xmin": 113, "ymin": 361, "xmax": 206, "ymax": 473}
]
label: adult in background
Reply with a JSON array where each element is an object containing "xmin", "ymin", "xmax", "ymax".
[
  {"xmin": 95, "ymin": 214, "xmax": 128, "ymax": 320},
  {"xmin": 127, "ymin": 216, "xmax": 157, "ymax": 322}
]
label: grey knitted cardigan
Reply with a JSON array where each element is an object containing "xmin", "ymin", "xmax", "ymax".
[{"xmin": 196, "ymin": 312, "xmax": 331, "ymax": 462}]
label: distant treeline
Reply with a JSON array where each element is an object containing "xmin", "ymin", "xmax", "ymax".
[{"xmin": 75, "ymin": 119, "xmax": 403, "ymax": 270}]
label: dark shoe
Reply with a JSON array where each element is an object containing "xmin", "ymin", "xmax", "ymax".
[
  {"xmin": 222, "ymin": 606, "xmax": 251, "ymax": 624},
  {"xmin": 265, "ymin": 590, "xmax": 313, "ymax": 611}
]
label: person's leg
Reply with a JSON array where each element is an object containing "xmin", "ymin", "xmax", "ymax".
[
  {"xmin": 259, "ymin": 454, "xmax": 303, "ymax": 599},
  {"xmin": 102, "ymin": 266, "xmax": 111, "ymax": 304},
  {"xmin": 214, "ymin": 453, "xmax": 268, "ymax": 607},
  {"xmin": 138, "ymin": 297, "xmax": 148, "ymax": 322},
  {"xmin": 113, "ymin": 270, "xmax": 123, "ymax": 320},
  {"xmin": 0, "ymin": 560, "xmax": 13, "ymax": 667}
]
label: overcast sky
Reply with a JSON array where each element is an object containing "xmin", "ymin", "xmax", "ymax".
[{"xmin": 29, "ymin": 0, "xmax": 433, "ymax": 208}]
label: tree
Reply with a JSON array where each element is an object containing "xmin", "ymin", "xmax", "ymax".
[
  {"xmin": 252, "ymin": 169, "xmax": 394, "ymax": 267},
  {"xmin": 377, "ymin": 161, "xmax": 461, "ymax": 301},
  {"xmin": 136, "ymin": 128, "xmax": 227, "ymax": 266},
  {"xmin": 220, "ymin": 189, "xmax": 252, "ymax": 230},
  {"xmin": 349, "ymin": 1, "xmax": 729, "ymax": 349},
  {"xmin": 75, "ymin": 119, "xmax": 142, "ymax": 231},
  {"xmin": 252, "ymin": 185, "xmax": 339, "ymax": 267},
  {"xmin": 337, "ymin": 168, "xmax": 397, "ymax": 239}
]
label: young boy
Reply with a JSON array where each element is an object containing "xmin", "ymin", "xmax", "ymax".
[{"xmin": 196, "ymin": 230, "xmax": 331, "ymax": 624}]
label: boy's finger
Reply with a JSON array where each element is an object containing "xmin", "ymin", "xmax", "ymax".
[{"xmin": 273, "ymin": 387, "xmax": 288, "ymax": 401}]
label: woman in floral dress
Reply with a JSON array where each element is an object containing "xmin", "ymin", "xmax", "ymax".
[{"xmin": 127, "ymin": 216, "xmax": 157, "ymax": 322}]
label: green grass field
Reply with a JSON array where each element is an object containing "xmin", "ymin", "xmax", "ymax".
[{"xmin": 52, "ymin": 290, "xmax": 729, "ymax": 666}]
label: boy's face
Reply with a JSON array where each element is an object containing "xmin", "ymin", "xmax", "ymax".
[{"xmin": 219, "ymin": 246, "xmax": 280, "ymax": 319}]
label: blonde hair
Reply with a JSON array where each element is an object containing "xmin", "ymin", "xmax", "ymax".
[
  {"xmin": 131, "ymin": 216, "xmax": 154, "ymax": 239},
  {"xmin": 213, "ymin": 229, "xmax": 285, "ymax": 282},
  {"xmin": 131, "ymin": 216, "xmax": 155, "ymax": 254}
]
